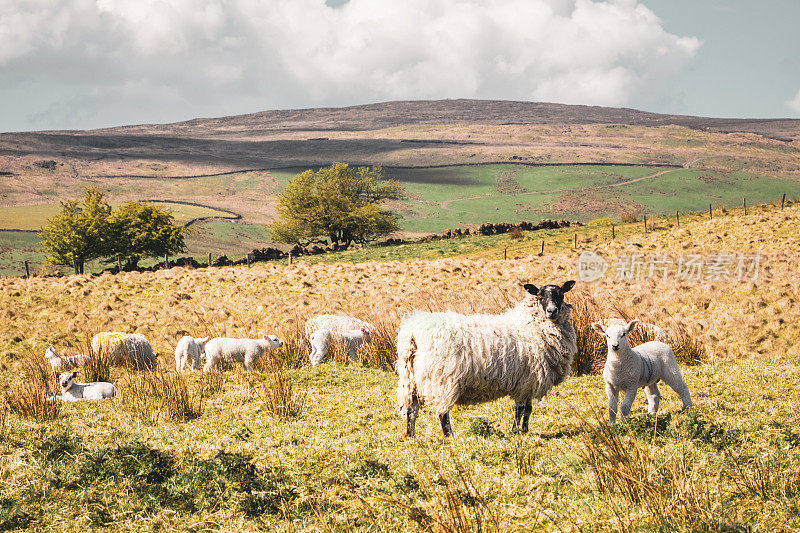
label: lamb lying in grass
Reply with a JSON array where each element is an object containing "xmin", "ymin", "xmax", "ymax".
[
  {"xmin": 309, "ymin": 328, "xmax": 371, "ymax": 366},
  {"xmin": 203, "ymin": 335, "xmax": 284, "ymax": 371},
  {"xmin": 592, "ymin": 319, "xmax": 692, "ymax": 423},
  {"xmin": 44, "ymin": 346, "xmax": 92, "ymax": 370},
  {"xmin": 174, "ymin": 335, "xmax": 209, "ymax": 371},
  {"xmin": 54, "ymin": 371, "xmax": 117, "ymax": 401}
]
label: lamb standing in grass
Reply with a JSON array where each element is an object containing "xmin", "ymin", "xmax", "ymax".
[
  {"xmin": 44, "ymin": 346, "xmax": 92, "ymax": 370},
  {"xmin": 592, "ymin": 319, "xmax": 692, "ymax": 424},
  {"xmin": 203, "ymin": 335, "xmax": 284, "ymax": 371},
  {"xmin": 305, "ymin": 314, "xmax": 373, "ymax": 336},
  {"xmin": 54, "ymin": 371, "xmax": 117, "ymax": 401},
  {"xmin": 396, "ymin": 281, "xmax": 577, "ymax": 437},
  {"xmin": 91, "ymin": 332, "xmax": 156, "ymax": 369},
  {"xmin": 309, "ymin": 328, "xmax": 371, "ymax": 366},
  {"xmin": 174, "ymin": 335, "xmax": 209, "ymax": 371}
]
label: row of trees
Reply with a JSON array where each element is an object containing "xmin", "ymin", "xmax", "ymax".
[{"xmin": 40, "ymin": 187, "xmax": 186, "ymax": 273}]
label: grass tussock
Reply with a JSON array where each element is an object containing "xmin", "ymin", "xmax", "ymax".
[
  {"xmin": 571, "ymin": 293, "xmax": 606, "ymax": 375},
  {"xmin": 4, "ymin": 358, "xmax": 62, "ymax": 421},
  {"xmin": 118, "ymin": 368, "xmax": 204, "ymax": 423},
  {"xmin": 247, "ymin": 356, "xmax": 307, "ymax": 421}
]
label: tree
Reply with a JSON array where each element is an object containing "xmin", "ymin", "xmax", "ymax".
[
  {"xmin": 39, "ymin": 186, "xmax": 111, "ymax": 274},
  {"xmin": 271, "ymin": 163, "xmax": 404, "ymax": 245},
  {"xmin": 108, "ymin": 201, "xmax": 187, "ymax": 268}
]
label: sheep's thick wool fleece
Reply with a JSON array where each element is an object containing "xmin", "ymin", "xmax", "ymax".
[
  {"xmin": 91, "ymin": 332, "xmax": 154, "ymax": 368},
  {"xmin": 396, "ymin": 296, "xmax": 576, "ymax": 414}
]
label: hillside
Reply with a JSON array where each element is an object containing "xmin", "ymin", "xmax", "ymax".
[{"xmin": 1, "ymin": 199, "xmax": 799, "ymax": 531}]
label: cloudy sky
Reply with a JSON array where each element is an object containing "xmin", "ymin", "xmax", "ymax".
[{"xmin": 1, "ymin": 0, "xmax": 799, "ymax": 132}]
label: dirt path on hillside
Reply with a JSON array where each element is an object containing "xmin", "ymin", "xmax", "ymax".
[{"xmin": 438, "ymin": 156, "xmax": 706, "ymax": 210}]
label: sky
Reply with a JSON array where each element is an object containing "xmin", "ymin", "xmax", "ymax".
[{"xmin": 1, "ymin": 0, "xmax": 799, "ymax": 132}]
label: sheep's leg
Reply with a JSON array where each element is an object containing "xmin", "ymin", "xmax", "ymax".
[
  {"xmin": 521, "ymin": 399, "xmax": 533, "ymax": 433},
  {"xmin": 513, "ymin": 401, "xmax": 525, "ymax": 433},
  {"xmin": 644, "ymin": 383, "xmax": 661, "ymax": 415},
  {"xmin": 663, "ymin": 369, "xmax": 693, "ymax": 410},
  {"xmin": 620, "ymin": 387, "xmax": 638, "ymax": 419},
  {"xmin": 203, "ymin": 359, "xmax": 214, "ymax": 372},
  {"xmin": 439, "ymin": 412, "xmax": 452, "ymax": 437},
  {"xmin": 347, "ymin": 341, "xmax": 358, "ymax": 363},
  {"xmin": 606, "ymin": 383, "xmax": 619, "ymax": 424},
  {"xmin": 406, "ymin": 394, "xmax": 420, "ymax": 437}
]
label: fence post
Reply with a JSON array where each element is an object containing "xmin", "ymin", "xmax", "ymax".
[
  {"xmin": 782, "ymin": 193, "xmax": 786, "ymax": 209},
  {"xmin": 709, "ymin": 204, "xmax": 712, "ymax": 220},
  {"xmin": 164, "ymin": 254, "xmax": 169, "ymax": 269},
  {"xmin": 540, "ymin": 240, "xmax": 544, "ymax": 255},
  {"xmin": 288, "ymin": 252, "xmax": 293, "ymax": 265},
  {"xmin": 208, "ymin": 252, "xmax": 212, "ymax": 267},
  {"xmin": 246, "ymin": 254, "xmax": 251, "ymax": 268},
  {"xmin": 503, "ymin": 247, "xmax": 507, "ymax": 260},
  {"xmin": 612, "ymin": 225, "xmax": 615, "ymax": 240},
  {"xmin": 24, "ymin": 260, "xmax": 30, "ymax": 278},
  {"xmin": 117, "ymin": 255, "xmax": 122, "ymax": 272},
  {"xmin": 743, "ymin": 197, "xmax": 747, "ymax": 215},
  {"xmin": 643, "ymin": 215, "xmax": 647, "ymax": 233},
  {"xmin": 573, "ymin": 233, "xmax": 577, "ymax": 249},
  {"xmin": 676, "ymin": 210, "xmax": 679, "ymax": 228},
  {"xmin": 74, "ymin": 259, "xmax": 79, "ymax": 276}
]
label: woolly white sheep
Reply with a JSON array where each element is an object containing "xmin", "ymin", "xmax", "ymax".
[
  {"xmin": 174, "ymin": 335, "xmax": 209, "ymax": 371},
  {"xmin": 44, "ymin": 346, "xmax": 92, "ymax": 370},
  {"xmin": 203, "ymin": 335, "xmax": 284, "ymax": 372},
  {"xmin": 592, "ymin": 319, "xmax": 692, "ymax": 424},
  {"xmin": 54, "ymin": 371, "xmax": 117, "ymax": 401},
  {"xmin": 309, "ymin": 328, "xmax": 371, "ymax": 366},
  {"xmin": 396, "ymin": 281, "xmax": 577, "ymax": 437},
  {"xmin": 305, "ymin": 314, "xmax": 374, "ymax": 337},
  {"xmin": 91, "ymin": 332, "xmax": 156, "ymax": 369}
]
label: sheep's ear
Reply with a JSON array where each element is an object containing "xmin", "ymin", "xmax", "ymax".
[
  {"xmin": 591, "ymin": 323, "xmax": 606, "ymax": 335},
  {"xmin": 71, "ymin": 371, "xmax": 78, "ymax": 378},
  {"xmin": 53, "ymin": 371, "xmax": 59, "ymax": 379},
  {"xmin": 625, "ymin": 320, "xmax": 640, "ymax": 333},
  {"xmin": 198, "ymin": 337, "xmax": 209, "ymax": 343},
  {"xmin": 523, "ymin": 283, "xmax": 539, "ymax": 295},
  {"xmin": 561, "ymin": 280, "xmax": 576, "ymax": 293}
]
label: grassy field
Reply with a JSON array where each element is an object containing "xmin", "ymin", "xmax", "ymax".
[{"xmin": 1, "ymin": 200, "xmax": 799, "ymax": 530}]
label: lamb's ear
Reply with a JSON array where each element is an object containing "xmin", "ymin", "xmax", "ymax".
[
  {"xmin": 53, "ymin": 371, "xmax": 59, "ymax": 379},
  {"xmin": 523, "ymin": 283, "xmax": 539, "ymax": 295},
  {"xmin": 591, "ymin": 323, "xmax": 606, "ymax": 336},
  {"xmin": 625, "ymin": 320, "xmax": 640, "ymax": 333},
  {"xmin": 71, "ymin": 371, "xmax": 78, "ymax": 379},
  {"xmin": 561, "ymin": 280, "xmax": 576, "ymax": 293},
  {"xmin": 198, "ymin": 337, "xmax": 209, "ymax": 343}
]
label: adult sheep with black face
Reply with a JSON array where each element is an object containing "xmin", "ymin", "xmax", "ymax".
[{"xmin": 396, "ymin": 281, "xmax": 577, "ymax": 437}]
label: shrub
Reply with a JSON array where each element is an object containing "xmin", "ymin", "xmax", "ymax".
[
  {"xmin": 508, "ymin": 227, "xmax": 524, "ymax": 240},
  {"xmin": 118, "ymin": 369, "xmax": 203, "ymax": 423},
  {"xmin": 587, "ymin": 217, "xmax": 614, "ymax": 226},
  {"xmin": 466, "ymin": 417, "xmax": 505, "ymax": 439},
  {"xmin": 620, "ymin": 212, "xmax": 638, "ymax": 224},
  {"xmin": 5, "ymin": 358, "xmax": 62, "ymax": 421},
  {"xmin": 249, "ymin": 356, "xmax": 307, "ymax": 421}
]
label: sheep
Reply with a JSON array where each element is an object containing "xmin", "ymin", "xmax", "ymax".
[
  {"xmin": 44, "ymin": 346, "xmax": 92, "ymax": 370},
  {"xmin": 305, "ymin": 314, "xmax": 374, "ymax": 337},
  {"xmin": 203, "ymin": 334, "xmax": 284, "ymax": 372},
  {"xmin": 54, "ymin": 371, "xmax": 117, "ymax": 401},
  {"xmin": 396, "ymin": 281, "xmax": 577, "ymax": 437},
  {"xmin": 309, "ymin": 328, "xmax": 371, "ymax": 366},
  {"xmin": 174, "ymin": 335, "xmax": 209, "ymax": 371},
  {"xmin": 90, "ymin": 332, "xmax": 156, "ymax": 369},
  {"xmin": 592, "ymin": 319, "xmax": 692, "ymax": 424}
]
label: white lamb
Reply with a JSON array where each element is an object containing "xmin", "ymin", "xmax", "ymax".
[
  {"xmin": 305, "ymin": 314, "xmax": 374, "ymax": 337},
  {"xmin": 91, "ymin": 332, "xmax": 156, "ymax": 369},
  {"xmin": 592, "ymin": 319, "xmax": 692, "ymax": 424},
  {"xmin": 203, "ymin": 334, "xmax": 284, "ymax": 371},
  {"xmin": 174, "ymin": 335, "xmax": 209, "ymax": 371},
  {"xmin": 396, "ymin": 281, "xmax": 577, "ymax": 437},
  {"xmin": 44, "ymin": 346, "xmax": 92, "ymax": 370},
  {"xmin": 309, "ymin": 328, "xmax": 371, "ymax": 366},
  {"xmin": 54, "ymin": 371, "xmax": 117, "ymax": 401}
]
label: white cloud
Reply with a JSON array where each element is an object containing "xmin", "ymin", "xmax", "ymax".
[
  {"xmin": 0, "ymin": 0, "xmax": 701, "ymax": 130},
  {"xmin": 788, "ymin": 89, "xmax": 800, "ymax": 115}
]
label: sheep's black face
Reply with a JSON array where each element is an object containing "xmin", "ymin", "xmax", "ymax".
[{"xmin": 524, "ymin": 281, "xmax": 575, "ymax": 321}]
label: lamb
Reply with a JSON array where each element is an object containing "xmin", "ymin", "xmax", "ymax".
[
  {"xmin": 54, "ymin": 371, "xmax": 117, "ymax": 401},
  {"xmin": 592, "ymin": 319, "xmax": 692, "ymax": 424},
  {"xmin": 309, "ymin": 328, "xmax": 371, "ymax": 366},
  {"xmin": 174, "ymin": 335, "xmax": 209, "ymax": 371},
  {"xmin": 44, "ymin": 346, "xmax": 92, "ymax": 370},
  {"xmin": 90, "ymin": 332, "xmax": 156, "ymax": 369},
  {"xmin": 396, "ymin": 281, "xmax": 577, "ymax": 437},
  {"xmin": 305, "ymin": 314, "xmax": 374, "ymax": 337},
  {"xmin": 203, "ymin": 334, "xmax": 284, "ymax": 371}
]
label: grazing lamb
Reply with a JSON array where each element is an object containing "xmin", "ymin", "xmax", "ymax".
[
  {"xmin": 397, "ymin": 281, "xmax": 577, "ymax": 437},
  {"xmin": 309, "ymin": 328, "xmax": 371, "ymax": 366},
  {"xmin": 305, "ymin": 314, "xmax": 374, "ymax": 337},
  {"xmin": 91, "ymin": 332, "xmax": 156, "ymax": 369},
  {"xmin": 592, "ymin": 319, "xmax": 692, "ymax": 424},
  {"xmin": 174, "ymin": 335, "xmax": 209, "ymax": 371},
  {"xmin": 44, "ymin": 346, "xmax": 92, "ymax": 370},
  {"xmin": 54, "ymin": 371, "xmax": 117, "ymax": 401},
  {"xmin": 203, "ymin": 335, "xmax": 284, "ymax": 371}
]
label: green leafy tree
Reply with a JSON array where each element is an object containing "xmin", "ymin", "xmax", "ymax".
[
  {"xmin": 39, "ymin": 186, "xmax": 111, "ymax": 274},
  {"xmin": 108, "ymin": 202, "xmax": 187, "ymax": 268},
  {"xmin": 271, "ymin": 163, "xmax": 404, "ymax": 245}
]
